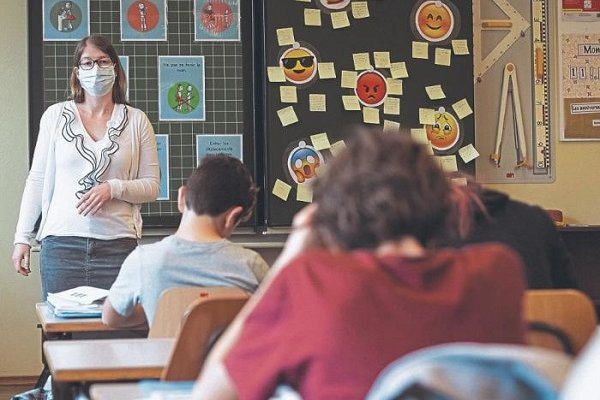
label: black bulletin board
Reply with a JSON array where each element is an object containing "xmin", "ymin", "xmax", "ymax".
[
  {"xmin": 260, "ymin": 0, "xmax": 475, "ymax": 226},
  {"xmin": 27, "ymin": 0, "xmax": 255, "ymax": 228}
]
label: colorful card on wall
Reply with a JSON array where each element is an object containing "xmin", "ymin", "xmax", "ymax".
[
  {"xmin": 194, "ymin": 0, "xmax": 240, "ymax": 41},
  {"xmin": 118, "ymin": 56, "xmax": 130, "ymax": 101},
  {"xmin": 155, "ymin": 134, "xmax": 170, "ymax": 200},
  {"xmin": 196, "ymin": 134, "xmax": 243, "ymax": 164},
  {"xmin": 120, "ymin": 0, "xmax": 167, "ymax": 41},
  {"xmin": 158, "ymin": 56, "xmax": 206, "ymax": 121},
  {"xmin": 43, "ymin": 0, "xmax": 90, "ymax": 41}
]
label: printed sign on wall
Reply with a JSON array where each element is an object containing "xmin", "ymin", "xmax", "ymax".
[{"xmin": 158, "ymin": 56, "xmax": 206, "ymax": 121}]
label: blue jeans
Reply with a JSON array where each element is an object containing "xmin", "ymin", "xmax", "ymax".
[{"xmin": 40, "ymin": 236, "xmax": 137, "ymax": 300}]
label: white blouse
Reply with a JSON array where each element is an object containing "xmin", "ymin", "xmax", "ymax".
[{"xmin": 14, "ymin": 101, "xmax": 160, "ymax": 244}]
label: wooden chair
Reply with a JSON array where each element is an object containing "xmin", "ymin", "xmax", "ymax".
[
  {"xmin": 160, "ymin": 286, "xmax": 249, "ymax": 381},
  {"xmin": 148, "ymin": 287, "xmax": 205, "ymax": 338},
  {"xmin": 524, "ymin": 289, "xmax": 598, "ymax": 355}
]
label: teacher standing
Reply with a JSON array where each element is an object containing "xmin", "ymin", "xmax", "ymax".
[{"xmin": 12, "ymin": 35, "xmax": 159, "ymax": 300}]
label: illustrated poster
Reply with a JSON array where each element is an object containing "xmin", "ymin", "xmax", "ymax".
[
  {"xmin": 194, "ymin": 0, "xmax": 240, "ymax": 41},
  {"xmin": 158, "ymin": 56, "xmax": 206, "ymax": 121},
  {"xmin": 43, "ymin": 0, "xmax": 89, "ymax": 41},
  {"xmin": 120, "ymin": 0, "xmax": 167, "ymax": 41}
]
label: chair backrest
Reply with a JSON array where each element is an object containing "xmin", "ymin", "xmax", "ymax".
[
  {"xmin": 524, "ymin": 289, "xmax": 598, "ymax": 355},
  {"xmin": 161, "ymin": 286, "xmax": 249, "ymax": 381},
  {"xmin": 149, "ymin": 287, "xmax": 206, "ymax": 339}
]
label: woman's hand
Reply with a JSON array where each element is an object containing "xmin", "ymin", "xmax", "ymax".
[
  {"xmin": 12, "ymin": 243, "xmax": 32, "ymax": 276},
  {"xmin": 77, "ymin": 182, "xmax": 112, "ymax": 216}
]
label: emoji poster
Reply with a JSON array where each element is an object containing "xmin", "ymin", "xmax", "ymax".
[
  {"xmin": 194, "ymin": 0, "xmax": 240, "ymax": 41},
  {"xmin": 262, "ymin": 0, "xmax": 475, "ymax": 225},
  {"xmin": 43, "ymin": 0, "xmax": 89, "ymax": 41},
  {"xmin": 120, "ymin": 0, "xmax": 167, "ymax": 41},
  {"xmin": 158, "ymin": 56, "xmax": 206, "ymax": 121}
]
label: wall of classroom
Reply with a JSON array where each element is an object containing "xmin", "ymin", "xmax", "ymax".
[{"xmin": 2, "ymin": 1, "xmax": 600, "ymax": 378}]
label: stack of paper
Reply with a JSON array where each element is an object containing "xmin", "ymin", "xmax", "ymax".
[{"xmin": 47, "ymin": 286, "xmax": 109, "ymax": 318}]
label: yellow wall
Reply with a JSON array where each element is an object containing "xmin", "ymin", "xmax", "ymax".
[
  {"xmin": 0, "ymin": 2, "xmax": 43, "ymax": 376},
  {"xmin": 1, "ymin": 2, "xmax": 600, "ymax": 378}
]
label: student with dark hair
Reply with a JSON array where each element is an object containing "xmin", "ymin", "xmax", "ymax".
[
  {"xmin": 193, "ymin": 131, "xmax": 527, "ymax": 400},
  {"xmin": 102, "ymin": 155, "xmax": 269, "ymax": 329},
  {"xmin": 446, "ymin": 175, "xmax": 577, "ymax": 289}
]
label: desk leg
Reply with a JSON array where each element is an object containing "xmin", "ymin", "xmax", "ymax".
[{"xmin": 35, "ymin": 327, "xmax": 72, "ymax": 389}]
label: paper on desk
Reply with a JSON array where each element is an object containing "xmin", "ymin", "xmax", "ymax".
[{"xmin": 50, "ymin": 286, "xmax": 109, "ymax": 305}]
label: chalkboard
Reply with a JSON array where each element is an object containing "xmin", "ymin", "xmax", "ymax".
[
  {"xmin": 260, "ymin": 0, "xmax": 475, "ymax": 226},
  {"xmin": 28, "ymin": 0, "xmax": 256, "ymax": 228}
]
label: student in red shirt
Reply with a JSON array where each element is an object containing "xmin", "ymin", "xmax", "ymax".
[{"xmin": 193, "ymin": 130, "xmax": 526, "ymax": 400}]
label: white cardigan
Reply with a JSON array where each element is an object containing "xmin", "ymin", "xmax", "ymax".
[{"xmin": 14, "ymin": 101, "xmax": 160, "ymax": 245}]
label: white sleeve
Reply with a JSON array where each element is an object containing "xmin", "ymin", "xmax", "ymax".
[
  {"xmin": 107, "ymin": 112, "xmax": 160, "ymax": 204},
  {"xmin": 106, "ymin": 248, "xmax": 143, "ymax": 317},
  {"xmin": 14, "ymin": 109, "xmax": 54, "ymax": 245}
]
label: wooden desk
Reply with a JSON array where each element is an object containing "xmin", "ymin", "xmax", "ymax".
[
  {"xmin": 44, "ymin": 338, "xmax": 174, "ymax": 382},
  {"xmin": 90, "ymin": 381, "xmax": 193, "ymax": 400}
]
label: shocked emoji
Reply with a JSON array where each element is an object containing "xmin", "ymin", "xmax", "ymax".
[
  {"xmin": 287, "ymin": 141, "xmax": 324, "ymax": 184},
  {"xmin": 355, "ymin": 70, "xmax": 388, "ymax": 107},
  {"xmin": 424, "ymin": 107, "xmax": 461, "ymax": 152},
  {"xmin": 415, "ymin": 1, "xmax": 454, "ymax": 42},
  {"xmin": 280, "ymin": 45, "xmax": 318, "ymax": 85}
]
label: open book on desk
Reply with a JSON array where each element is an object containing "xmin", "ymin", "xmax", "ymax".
[{"xmin": 47, "ymin": 286, "xmax": 109, "ymax": 318}]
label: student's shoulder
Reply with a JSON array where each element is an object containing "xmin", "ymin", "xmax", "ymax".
[{"xmin": 457, "ymin": 242, "xmax": 522, "ymax": 269}]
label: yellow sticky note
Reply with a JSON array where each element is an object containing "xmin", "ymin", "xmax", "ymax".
[
  {"xmin": 280, "ymin": 86, "xmax": 297, "ymax": 103},
  {"xmin": 330, "ymin": 140, "xmax": 347, "ymax": 156},
  {"xmin": 363, "ymin": 107, "xmax": 380, "ymax": 124},
  {"xmin": 295, "ymin": 0, "xmax": 311, "ymax": 2},
  {"xmin": 341, "ymin": 70, "xmax": 358, "ymax": 88},
  {"xmin": 267, "ymin": 66, "xmax": 286, "ymax": 83},
  {"xmin": 451, "ymin": 177, "xmax": 468, "ymax": 187},
  {"xmin": 309, "ymin": 94, "xmax": 326, "ymax": 112},
  {"xmin": 410, "ymin": 128, "xmax": 429, "ymax": 144},
  {"xmin": 387, "ymin": 79, "xmax": 403, "ymax": 96},
  {"xmin": 351, "ymin": 1, "xmax": 369, "ymax": 19},
  {"xmin": 452, "ymin": 39, "xmax": 470, "ymax": 55},
  {"xmin": 383, "ymin": 97, "xmax": 400, "ymax": 115},
  {"xmin": 353, "ymin": 52, "xmax": 371, "ymax": 70},
  {"xmin": 458, "ymin": 144, "xmax": 480, "ymax": 164},
  {"xmin": 452, "ymin": 98, "xmax": 473, "ymax": 119},
  {"xmin": 310, "ymin": 132, "xmax": 331, "ymax": 150},
  {"xmin": 436, "ymin": 155, "xmax": 458, "ymax": 172},
  {"xmin": 383, "ymin": 120, "xmax": 401, "ymax": 133},
  {"xmin": 412, "ymin": 41, "xmax": 429, "ymax": 59},
  {"xmin": 390, "ymin": 62, "xmax": 409, "ymax": 79},
  {"xmin": 425, "ymin": 84, "xmax": 446, "ymax": 100},
  {"xmin": 277, "ymin": 106, "xmax": 299, "ymax": 126},
  {"xmin": 331, "ymin": 11, "xmax": 350, "ymax": 29},
  {"xmin": 272, "ymin": 179, "xmax": 291, "ymax": 201},
  {"xmin": 374, "ymin": 52, "xmax": 391, "ymax": 68},
  {"xmin": 276, "ymin": 28, "xmax": 295, "ymax": 46},
  {"xmin": 435, "ymin": 48, "xmax": 451, "ymax": 66},
  {"xmin": 419, "ymin": 108, "xmax": 436, "ymax": 125},
  {"xmin": 342, "ymin": 95, "xmax": 361, "ymax": 111},
  {"xmin": 425, "ymin": 142, "xmax": 434, "ymax": 155},
  {"xmin": 318, "ymin": 62, "xmax": 336, "ymax": 79},
  {"xmin": 297, "ymin": 184, "xmax": 313, "ymax": 203},
  {"xmin": 304, "ymin": 9, "xmax": 322, "ymax": 26}
]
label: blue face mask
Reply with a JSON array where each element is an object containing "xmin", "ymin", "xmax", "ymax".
[{"xmin": 77, "ymin": 65, "xmax": 115, "ymax": 97}]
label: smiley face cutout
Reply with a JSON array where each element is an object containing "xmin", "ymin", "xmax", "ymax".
[
  {"xmin": 280, "ymin": 46, "xmax": 318, "ymax": 85},
  {"xmin": 413, "ymin": 1, "xmax": 458, "ymax": 43},
  {"xmin": 318, "ymin": 0, "xmax": 351, "ymax": 10},
  {"xmin": 424, "ymin": 107, "xmax": 461, "ymax": 152},
  {"xmin": 355, "ymin": 70, "xmax": 388, "ymax": 107}
]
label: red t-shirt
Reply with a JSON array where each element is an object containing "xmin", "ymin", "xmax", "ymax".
[{"xmin": 225, "ymin": 243, "xmax": 526, "ymax": 400}]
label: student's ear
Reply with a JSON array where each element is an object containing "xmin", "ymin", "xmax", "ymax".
[
  {"xmin": 224, "ymin": 206, "xmax": 244, "ymax": 230},
  {"xmin": 177, "ymin": 186, "xmax": 187, "ymax": 213}
]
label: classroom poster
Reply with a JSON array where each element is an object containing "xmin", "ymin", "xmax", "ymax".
[
  {"xmin": 155, "ymin": 134, "xmax": 170, "ymax": 200},
  {"xmin": 118, "ymin": 56, "xmax": 130, "ymax": 101},
  {"xmin": 560, "ymin": 33, "xmax": 600, "ymax": 140},
  {"xmin": 196, "ymin": 134, "xmax": 243, "ymax": 164},
  {"xmin": 158, "ymin": 56, "xmax": 206, "ymax": 121},
  {"xmin": 43, "ymin": 0, "xmax": 89, "ymax": 41},
  {"xmin": 194, "ymin": 0, "xmax": 240, "ymax": 41},
  {"xmin": 120, "ymin": 0, "xmax": 167, "ymax": 41}
]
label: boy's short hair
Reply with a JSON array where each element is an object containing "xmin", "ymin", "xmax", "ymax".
[
  {"xmin": 312, "ymin": 129, "xmax": 451, "ymax": 249},
  {"xmin": 185, "ymin": 155, "xmax": 257, "ymax": 221}
]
